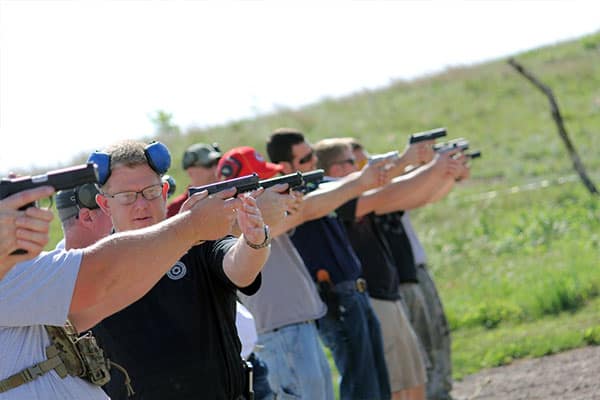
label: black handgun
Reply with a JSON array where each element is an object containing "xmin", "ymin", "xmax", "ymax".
[
  {"xmin": 259, "ymin": 171, "xmax": 303, "ymax": 191},
  {"xmin": 409, "ymin": 127, "xmax": 447, "ymax": 144},
  {"xmin": 433, "ymin": 138, "xmax": 469, "ymax": 154},
  {"xmin": 299, "ymin": 169, "xmax": 324, "ymax": 194},
  {"xmin": 0, "ymin": 163, "xmax": 98, "ymax": 207},
  {"xmin": 466, "ymin": 150, "xmax": 482, "ymax": 159},
  {"xmin": 0, "ymin": 163, "xmax": 98, "ymax": 254},
  {"xmin": 188, "ymin": 173, "xmax": 260, "ymax": 196}
]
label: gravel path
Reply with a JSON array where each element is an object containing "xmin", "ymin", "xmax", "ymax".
[{"xmin": 451, "ymin": 346, "xmax": 600, "ymax": 400}]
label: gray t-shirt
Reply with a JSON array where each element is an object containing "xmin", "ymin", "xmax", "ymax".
[
  {"xmin": 402, "ymin": 212, "xmax": 427, "ymax": 265},
  {"xmin": 0, "ymin": 249, "xmax": 108, "ymax": 400},
  {"xmin": 239, "ymin": 234, "xmax": 326, "ymax": 334}
]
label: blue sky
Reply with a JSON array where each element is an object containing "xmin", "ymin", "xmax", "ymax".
[{"xmin": 1, "ymin": 0, "xmax": 598, "ymax": 174}]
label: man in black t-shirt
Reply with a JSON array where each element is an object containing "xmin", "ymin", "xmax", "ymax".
[
  {"xmin": 351, "ymin": 138, "xmax": 471, "ymax": 400},
  {"xmin": 88, "ymin": 140, "xmax": 276, "ymax": 400}
]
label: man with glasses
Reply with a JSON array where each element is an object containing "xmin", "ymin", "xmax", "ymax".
[
  {"xmin": 167, "ymin": 142, "xmax": 222, "ymax": 217},
  {"xmin": 220, "ymin": 142, "xmax": 388, "ymax": 400},
  {"xmin": 88, "ymin": 140, "xmax": 274, "ymax": 400},
  {"xmin": 0, "ymin": 152, "xmax": 257, "ymax": 399},
  {"xmin": 307, "ymin": 137, "xmax": 462, "ymax": 400}
]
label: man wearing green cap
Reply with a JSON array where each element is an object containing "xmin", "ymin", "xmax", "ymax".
[{"xmin": 167, "ymin": 143, "xmax": 222, "ymax": 217}]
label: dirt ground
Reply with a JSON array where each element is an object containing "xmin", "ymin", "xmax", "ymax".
[{"xmin": 451, "ymin": 345, "xmax": 600, "ymax": 400}]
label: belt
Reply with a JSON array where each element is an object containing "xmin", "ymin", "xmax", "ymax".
[
  {"xmin": 271, "ymin": 320, "xmax": 314, "ymax": 333},
  {"xmin": 334, "ymin": 278, "xmax": 367, "ymax": 293}
]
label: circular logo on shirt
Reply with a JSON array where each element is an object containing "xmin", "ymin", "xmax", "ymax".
[{"xmin": 167, "ymin": 261, "xmax": 187, "ymax": 280}]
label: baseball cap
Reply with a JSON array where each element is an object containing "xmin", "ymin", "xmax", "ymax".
[
  {"xmin": 182, "ymin": 143, "xmax": 222, "ymax": 170},
  {"xmin": 217, "ymin": 146, "xmax": 283, "ymax": 180},
  {"xmin": 55, "ymin": 183, "xmax": 100, "ymax": 222}
]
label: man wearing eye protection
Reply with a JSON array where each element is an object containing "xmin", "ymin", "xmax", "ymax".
[
  {"xmin": 0, "ymin": 139, "xmax": 263, "ymax": 399},
  {"xmin": 167, "ymin": 143, "xmax": 222, "ymax": 218},
  {"xmin": 88, "ymin": 140, "xmax": 275, "ymax": 400}
]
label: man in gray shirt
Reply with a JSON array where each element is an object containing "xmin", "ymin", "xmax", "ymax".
[{"xmin": 226, "ymin": 135, "xmax": 389, "ymax": 400}]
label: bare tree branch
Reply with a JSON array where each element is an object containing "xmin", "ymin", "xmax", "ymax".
[{"xmin": 508, "ymin": 58, "xmax": 598, "ymax": 195}]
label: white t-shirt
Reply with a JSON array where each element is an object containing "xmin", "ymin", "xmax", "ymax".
[
  {"xmin": 235, "ymin": 302, "xmax": 258, "ymax": 360},
  {"xmin": 0, "ymin": 249, "xmax": 109, "ymax": 400}
]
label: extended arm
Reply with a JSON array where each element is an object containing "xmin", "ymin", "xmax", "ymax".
[{"xmin": 69, "ymin": 191, "xmax": 240, "ymax": 331}]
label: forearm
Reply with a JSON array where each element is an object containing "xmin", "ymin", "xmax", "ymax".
[
  {"xmin": 223, "ymin": 237, "xmax": 270, "ymax": 287},
  {"xmin": 301, "ymin": 173, "xmax": 367, "ymax": 220},
  {"xmin": 428, "ymin": 177, "xmax": 456, "ymax": 203}
]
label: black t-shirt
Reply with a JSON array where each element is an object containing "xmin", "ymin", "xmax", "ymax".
[
  {"xmin": 93, "ymin": 237, "xmax": 261, "ymax": 400},
  {"xmin": 339, "ymin": 210, "xmax": 401, "ymax": 301},
  {"xmin": 374, "ymin": 211, "xmax": 418, "ymax": 283}
]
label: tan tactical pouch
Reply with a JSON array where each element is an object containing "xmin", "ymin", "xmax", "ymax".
[{"xmin": 0, "ymin": 321, "xmax": 133, "ymax": 396}]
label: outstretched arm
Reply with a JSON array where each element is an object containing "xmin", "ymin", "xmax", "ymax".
[{"xmin": 69, "ymin": 189, "xmax": 240, "ymax": 331}]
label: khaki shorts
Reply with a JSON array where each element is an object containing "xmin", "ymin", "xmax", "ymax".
[{"xmin": 369, "ymin": 297, "xmax": 427, "ymax": 391}]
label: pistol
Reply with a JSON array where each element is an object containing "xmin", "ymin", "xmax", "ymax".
[
  {"xmin": 0, "ymin": 163, "xmax": 99, "ymax": 254},
  {"xmin": 408, "ymin": 127, "xmax": 447, "ymax": 144},
  {"xmin": 259, "ymin": 171, "xmax": 303, "ymax": 191},
  {"xmin": 465, "ymin": 150, "xmax": 482, "ymax": 159},
  {"xmin": 434, "ymin": 138, "xmax": 469, "ymax": 154},
  {"xmin": 299, "ymin": 169, "xmax": 324, "ymax": 194},
  {"xmin": 188, "ymin": 173, "xmax": 260, "ymax": 196},
  {"xmin": 0, "ymin": 163, "xmax": 98, "ymax": 207},
  {"xmin": 368, "ymin": 150, "xmax": 399, "ymax": 165}
]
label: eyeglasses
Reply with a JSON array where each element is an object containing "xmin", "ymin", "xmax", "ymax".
[
  {"xmin": 332, "ymin": 158, "xmax": 356, "ymax": 167},
  {"xmin": 102, "ymin": 184, "xmax": 163, "ymax": 205},
  {"xmin": 297, "ymin": 150, "xmax": 314, "ymax": 165}
]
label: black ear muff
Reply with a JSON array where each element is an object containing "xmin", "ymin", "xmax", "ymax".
[
  {"xmin": 75, "ymin": 183, "xmax": 100, "ymax": 209},
  {"xmin": 219, "ymin": 157, "xmax": 242, "ymax": 179}
]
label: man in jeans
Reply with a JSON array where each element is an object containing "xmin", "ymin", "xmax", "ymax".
[{"xmin": 219, "ymin": 143, "xmax": 388, "ymax": 400}]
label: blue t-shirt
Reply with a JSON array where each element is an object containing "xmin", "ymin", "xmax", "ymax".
[
  {"xmin": 291, "ymin": 199, "xmax": 362, "ymax": 285},
  {"xmin": 0, "ymin": 249, "xmax": 108, "ymax": 400}
]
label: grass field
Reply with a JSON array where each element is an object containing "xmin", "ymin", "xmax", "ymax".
[{"xmin": 44, "ymin": 31, "xmax": 600, "ymax": 384}]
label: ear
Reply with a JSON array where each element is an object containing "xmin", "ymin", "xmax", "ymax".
[
  {"xmin": 161, "ymin": 181, "xmax": 169, "ymax": 201},
  {"xmin": 95, "ymin": 193, "xmax": 112, "ymax": 216},
  {"xmin": 78, "ymin": 208, "xmax": 94, "ymax": 224},
  {"xmin": 279, "ymin": 161, "xmax": 294, "ymax": 175}
]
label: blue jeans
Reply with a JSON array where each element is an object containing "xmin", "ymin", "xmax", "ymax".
[
  {"xmin": 317, "ymin": 287, "xmax": 391, "ymax": 400},
  {"xmin": 257, "ymin": 321, "xmax": 334, "ymax": 400}
]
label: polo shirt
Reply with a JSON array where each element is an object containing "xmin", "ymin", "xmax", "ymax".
[
  {"xmin": 92, "ymin": 237, "xmax": 261, "ymax": 400},
  {"xmin": 291, "ymin": 199, "xmax": 362, "ymax": 285},
  {"xmin": 341, "ymin": 212, "xmax": 401, "ymax": 301},
  {"xmin": 374, "ymin": 211, "xmax": 419, "ymax": 283}
]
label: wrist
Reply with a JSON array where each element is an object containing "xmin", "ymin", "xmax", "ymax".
[{"xmin": 245, "ymin": 225, "xmax": 271, "ymax": 249}]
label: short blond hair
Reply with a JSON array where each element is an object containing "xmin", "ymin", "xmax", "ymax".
[{"xmin": 314, "ymin": 138, "xmax": 352, "ymax": 173}]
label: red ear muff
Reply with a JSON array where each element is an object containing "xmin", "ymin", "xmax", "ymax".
[{"xmin": 219, "ymin": 157, "xmax": 242, "ymax": 179}]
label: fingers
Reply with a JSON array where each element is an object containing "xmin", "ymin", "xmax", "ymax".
[
  {"xmin": 180, "ymin": 190, "xmax": 209, "ymax": 213},
  {"xmin": 214, "ymin": 187, "xmax": 237, "ymax": 199},
  {"xmin": 16, "ymin": 211, "xmax": 53, "ymax": 233},
  {"xmin": 0, "ymin": 186, "xmax": 55, "ymax": 210},
  {"xmin": 248, "ymin": 187, "xmax": 265, "ymax": 199}
]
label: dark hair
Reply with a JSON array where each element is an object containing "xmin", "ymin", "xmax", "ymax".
[{"xmin": 266, "ymin": 128, "xmax": 306, "ymax": 163}]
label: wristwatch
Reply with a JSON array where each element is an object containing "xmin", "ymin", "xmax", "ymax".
[{"xmin": 245, "ymin": 225, "xmax": 271, "ymax": 249}]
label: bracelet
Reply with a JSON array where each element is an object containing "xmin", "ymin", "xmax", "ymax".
[{"xmin": 245, "ymin": 225, "xmax": 271, "ymax": 249}]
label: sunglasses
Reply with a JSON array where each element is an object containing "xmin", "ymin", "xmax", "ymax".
[{"xmin": 298, "ymin": 150, "xmax": 314, "ymax": 165}]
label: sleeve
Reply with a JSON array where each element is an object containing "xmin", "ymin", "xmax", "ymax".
[
  {"xmin": 202, "ymin": 236, "xmax": 262, "ymax": 295},
  {"xmin": 0, "ymin": 249, "xmax": 83, "ymax": 327},
  {"xmin": 335, "ymin": 197, "xmax": 359, "ymax": 222}
]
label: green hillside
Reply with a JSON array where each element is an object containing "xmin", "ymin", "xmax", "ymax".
[{"xmin": 46, "ymin": 31, "xmax": 600, "ymax": 380}]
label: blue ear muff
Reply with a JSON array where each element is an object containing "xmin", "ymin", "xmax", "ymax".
[
  {"xmin": 88, "ymin": 151, "xmax": 112, "ymax": 185},
  {"xmin": 145, "ymin": 141, "xmax": 171, "ymax": 175}
]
